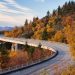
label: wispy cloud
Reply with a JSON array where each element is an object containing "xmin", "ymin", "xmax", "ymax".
[
  {"xmin": 35, "ymin": 0, "xmax": 46, "ymax": 2},
  {"xmin": 0, "ymin": 13, "xmax": 17, "ymax": 24},
  {"xmin": 4, "ymin": 0, "xmax": 32, "ymax": 12},
  {"xmin": 0, "ymin": 0, "xmax": 36, "ymax": 26}
]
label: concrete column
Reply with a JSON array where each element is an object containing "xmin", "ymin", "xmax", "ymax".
[
  {"xmin": 11, "ymin": 43, "xmax": 18, "ymax": 51},
  {"xmin": 11, "ymin": 44, "xmax": 15, "ymax": 51},
  {"xmin": 15, "ymin": 44, "xmax": 18, "ymax": 51}
]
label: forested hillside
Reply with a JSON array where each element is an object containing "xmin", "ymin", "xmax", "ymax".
[{"xmin": 4, "ymin": 1, "xmax": 75, "ymax": 58}]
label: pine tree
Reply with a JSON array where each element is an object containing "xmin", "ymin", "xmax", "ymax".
[
  {"xmin": 24, "ymin": 19, "xmax": 28, "ymax": 27},
  {"xmin": 58, "ymin": 6, "xmax": 62, "ymax": 15},
  {"xmin": 52, "ymin": 10, "xmax": 56, "ymax": 16},
  {"xmin": 46, "ymin": 11, "xmax": 50, "ymax": 17},
  {"xmin": 42, "ymin": 28, "xmax": 48, "ymax": 40}
]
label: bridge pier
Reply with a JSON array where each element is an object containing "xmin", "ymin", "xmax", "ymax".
[{"xmin": 11, "ymin": 43, "xmax": 18, "ymax": 51}]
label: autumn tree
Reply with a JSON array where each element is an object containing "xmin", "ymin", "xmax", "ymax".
[
  {"xmin": 61, "ymin": 65, "xmax": 75, "ymax": 75},
  {"xmin": 64, "ymin": 25, "xmax": 75, "ymax": 58},
  {"xmin": 54, "ymin": 16, "xmax": 64, "ymax": 31},
  {"xmin": 0, "ymin": 44, "xmax": 10, "ymax": 69},
  {"xmin": 33, "ymin": 30, "xmax": 42, "ymax": 39},
  {"xmin": 32, "ymin": 48, "xmax": 42, "ymax": 61},
  {"xmin": 53, "ymin": 31, "xmax": 64, "ymax": 42}
]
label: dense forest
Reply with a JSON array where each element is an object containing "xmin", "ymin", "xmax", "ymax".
[{"xmin": 4, "ymin": 1, "xmax": 75, "ymax": 58}]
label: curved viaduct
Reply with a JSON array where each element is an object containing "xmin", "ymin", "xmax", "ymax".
[{"xmin": 0, "ymin": 37, "xmax": 74, "ymax": 75}]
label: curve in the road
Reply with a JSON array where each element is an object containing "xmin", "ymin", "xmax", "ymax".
[{"xmin": 0, "ymin": 39, "xmax": 74, "ymax": 75}]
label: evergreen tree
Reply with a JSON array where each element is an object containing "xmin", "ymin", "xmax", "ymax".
[
  {"xmin": 24, "ymin": 19, "xmax": 28, "ymax": 26},
  {"xmin": 54, "ymin": 16, "xmax": 64, "ymax": 31},
  {"xmin": 24, "ymin": 41, "xmax": 29, "ymax": 50},
  {"xmin": 58, "ymin": 6, "xmax": 62, "ymax": 15},
  {"xmin": 42, "ymin": 28, "xmax": 48, "ymax": 40},
  {"xmin": 52, "ymin": 10, "xmax": 56, "ymax": 16},
  {"xmin": 38, "ymin": 43, "xmax": 42, "ymax": 49},
  {"xmin": 46, "ymin": 11, "xmax": 50, "ymax": 17}
]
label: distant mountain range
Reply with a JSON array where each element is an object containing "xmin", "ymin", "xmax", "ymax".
[{"xmin": 0, "ymin": 27, "xmax": 13, "ymax": 31}]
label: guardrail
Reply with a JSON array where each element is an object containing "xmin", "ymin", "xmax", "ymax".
[{"xmin": 0, "ymin": 42, "xmax": 58, "ymax": 75}]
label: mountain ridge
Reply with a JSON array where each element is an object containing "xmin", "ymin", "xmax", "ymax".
[{"xmin": 0, "ymin": 27, "xmax": 13, "ymax": 31}]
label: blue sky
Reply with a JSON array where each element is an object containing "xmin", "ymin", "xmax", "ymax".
[{"xmin": 0, "ymin": 0, "xmax": 75, "ymax": 27}]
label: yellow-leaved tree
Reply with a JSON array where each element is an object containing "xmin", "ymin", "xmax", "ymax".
[{"xmin": 53, "ymin": 31, "xmax": 64, "ymax": 42}]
